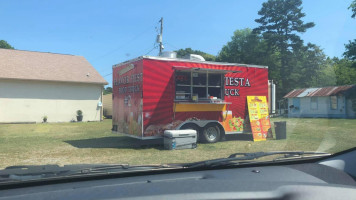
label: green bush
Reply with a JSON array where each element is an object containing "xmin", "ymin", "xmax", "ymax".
[{"xmin": 76, "ymin": 110, "xmax": 83, "ymax": 116}]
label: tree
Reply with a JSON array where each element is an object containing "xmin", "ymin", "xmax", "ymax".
[
  {"xmin": 333, "ymin": 59, "xmax": 356, "ymax": 85},
  {"xmin": 349, "ymin": 0, "xmax": 356, "ymax": 18},
  {"xmin": 103, "ymin": 87, "xmax": 112, "ymax": 95},
  {"xmin": 315, "ymin": 57, "xmax": 337, "ymax": 87},
  {"xmin": 175, "ymin": 48, "xmax": 216, "ymax": 61},
  {"xmin": 253, "ymin": 0, "xmax": 315, "ymax": 95},
  {"xmin": 292, "ymin": 43, "xmax": 328, "ymax": 87},
  {"xmin": 217, "ymin": 29, "xmax": 255, "ymax": 63},
  {"xmin": 216, "ymin": 28, "xmax": 281, "ymax": 87},
  {"xmin": 216, "ymin": 28, "xmax": 329, "ymax": 99},
  {"xmin": 0, "ymin": 40, "xmax": 14, "ymax": 49},
  {"xmin": 344, "ymin": 39, "xmax": 356, "ymax": 61},
  {"xmin": 341, "ymin": 0, "xmax": 356, "ymax": 113},
  {"xmin": 216, "ymin": 28, "xmax": 269, "ymax": 64},
  {"xmin": 344, "ymin": 1, "xmax": 356, "ymax": 61}
]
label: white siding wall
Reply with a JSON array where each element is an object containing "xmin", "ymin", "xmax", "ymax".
[
  {"xmin": 0, "ymin": 79, "xmax": 103, "ymax": 123},
  {"xmin": 347, "ymin": 99, "xmax": 356, "ymax": 118},
  {"xmin": 102, "ymin": 94, "xmax": 113, "ymax": 117},
  {"xmin": 289, "ymin": 96, "xmax": 347, "ymax": 117},
  {"xmin": 301, "ymin": 96, "xmax": 345, "ymax": 115}
]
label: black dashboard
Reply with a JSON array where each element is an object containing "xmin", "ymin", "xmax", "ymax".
[{"xmin": 0, "ymin": 162, "xmax": 356, "ymax": 200}]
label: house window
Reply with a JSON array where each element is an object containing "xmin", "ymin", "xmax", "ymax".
[
  {"xmin": 310, "ymin": 97, "xmax": 318, "ymax": 110},
  {"xmin": 330, "ymin": 96, "xmax": 338, "ymax": 110},
  {"xmin": 175, "ymin": 70, "xmax": 223, "ymax": 100}
]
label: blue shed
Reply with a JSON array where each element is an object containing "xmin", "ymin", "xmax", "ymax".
[{"xmin": 284, "ymin": 85, "xmax": 356, "ymax": 118}]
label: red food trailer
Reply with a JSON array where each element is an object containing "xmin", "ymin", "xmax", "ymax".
[{"xmin": 112, "ymin": 55, "xmax": 270, "ymax": 143}]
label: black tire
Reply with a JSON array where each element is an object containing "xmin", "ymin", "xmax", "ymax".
[{"xmin": 201, "ymin": 124, "xmax": 221, "ymax": 143}]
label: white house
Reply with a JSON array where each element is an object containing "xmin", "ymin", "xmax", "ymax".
[
  {"xmin": 284, "ymin": 85, "xmax": 356, "ymax": 118},
  {"xmin": 103, "ymin": 93, "xmax": 113, "ymax": 118},
  {"xmin": 0, "ymin": 49, "xmax": 108, "ymax": 123}
]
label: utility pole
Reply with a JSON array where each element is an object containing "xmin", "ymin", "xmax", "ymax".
[{"xmin": 159, "ymin": 17, "xmax": 163, "ymax": 55}]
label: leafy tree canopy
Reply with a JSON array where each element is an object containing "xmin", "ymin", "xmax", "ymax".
[
  {"xmin": 344, "ymin": 39, "xmax": 356, "ymax": 61},
  {"xmin": 216, "ymin": 28, "xmax": 280, "ymax": 84},
  {"xmin": 344, "ymin": 1, "xmax": 356, "ymax": 62},
  {"xmin": 253, "ymin": 0, "xmax": 315, "ymax": 96},
  {"xmin": 333, "ymin": 58, "xmax": 356, "ymax": 85},
  {"xmin": 0, "ymin": 40, "xmax": 14, "ymax": 49},
  {"xmin": 216, "ymin": 28, "xmax": 268, "ymax": 64},
  {"xmin": 103, "ymin": 87, "xmax": 112, "ymax": 95},
  {"xmin": 175, "ymin": 48, "xmax": 216, "ymax": 61},
  {"xmin": 349, "ymin": 0, "xmax": 356, "ymax": 18},
  {"xmin": 253, "ymin": 0, "xmax": 314, "ymax": 52}
]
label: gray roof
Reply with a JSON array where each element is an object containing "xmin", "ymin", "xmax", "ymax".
[{"xmin": 284, "ymin": 85, "xmax": 356, "ymax": 98}]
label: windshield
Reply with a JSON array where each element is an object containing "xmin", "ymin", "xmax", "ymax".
[{"xmin": 0, "ymin": 0, "xmax": 356, "ymax": 178}]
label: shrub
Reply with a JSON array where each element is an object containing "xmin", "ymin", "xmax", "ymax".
[{"xmin": 76, "ymin": 110, "xmax": 83, "ymax": 116}]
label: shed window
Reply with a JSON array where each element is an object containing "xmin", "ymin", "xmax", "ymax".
[
  {"xmin": 310, "ymin": 97, "xmax": 318, "ymax": 110},
  {"xmin": 330, "ymin": 96, "xmax": 338, "ymax": 110}
]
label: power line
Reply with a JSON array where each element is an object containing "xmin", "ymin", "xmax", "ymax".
[
  {"xmin": 102, "ymin": 72, "xmax": 112, "ymax": 77},
  {"xmin": 99, "ymin": 67, "xmax": 113, "ymax": 74},
  {"xmin": 97, "ymin": 19, "xmax": 162, "ymax": 76},
  {"xmin": 145, "ymin": 47, "xmax": 157, "ymax": 55},
  {"xmin": 94, "ymin": 26, "xmax": 154, "ymax": 60},
  {"xmin": 164, "ymin": 42, "xmax": 179, "ymax": 51},
  {"xmin": 145, "ymin": 44, "xmax": 158, "ymax": 55},
  {"xmin": 99, "ymin": 43, "xmax": 158, "ymax": 75}
]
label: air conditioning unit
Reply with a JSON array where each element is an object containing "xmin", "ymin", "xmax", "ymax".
[{"xmin": 184, "ymin": 54, "xmax": 205, "ymax": 61}]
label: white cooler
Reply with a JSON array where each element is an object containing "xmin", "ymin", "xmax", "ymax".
[{"xmin": 164, "ymin": 130, "xmax": 197, "ymax": 150}]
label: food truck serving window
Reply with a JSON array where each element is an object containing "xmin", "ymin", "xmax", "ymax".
[{"xmin": 174, "ymin": 67, "xmax": 240, "ymax": 101}]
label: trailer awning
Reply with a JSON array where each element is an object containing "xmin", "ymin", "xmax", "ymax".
[{"xmin": 173, "ymin": 66, "xmax": 241, "ymax": 74}]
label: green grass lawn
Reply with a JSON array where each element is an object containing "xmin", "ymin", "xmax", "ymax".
[{"xmin": 0, "ymin": 118, "xmax": 355, "ymax": 169}]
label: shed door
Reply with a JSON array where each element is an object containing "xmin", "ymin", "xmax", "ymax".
[{"xmin": 292, "ymin": 98, "xmax": 300, "ymax": 114}]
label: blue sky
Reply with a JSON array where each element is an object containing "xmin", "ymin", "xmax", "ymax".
[{"xmin": 1, "ymin": 0, "xmax": 355, "ymax": 86}]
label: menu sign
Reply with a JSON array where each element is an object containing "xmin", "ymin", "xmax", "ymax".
[{"xmin": 247, "ymin": 96, "xmax": 271, "ymax": 141}]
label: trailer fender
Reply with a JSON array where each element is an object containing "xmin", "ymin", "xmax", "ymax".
[{"xmin": 177, "ymin": 120, "xmax": 226, "ymax": 138}]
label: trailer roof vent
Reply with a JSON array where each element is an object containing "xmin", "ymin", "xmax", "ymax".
[
  {"xmin": 184, "ymin": 54, "xmax": 205, "ymax": 61},
  {"xmin": 160, "ymin": 51, "xmax": 177, "ymax": 59}
]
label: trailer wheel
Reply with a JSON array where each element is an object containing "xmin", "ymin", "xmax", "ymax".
[
  {"xmin": 201, "ymin": 124, "xmax": 221, "ymax": 143},
  {"xmin": 180, "ymin": 123, "xmax": 201, "ymax": 142}
]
